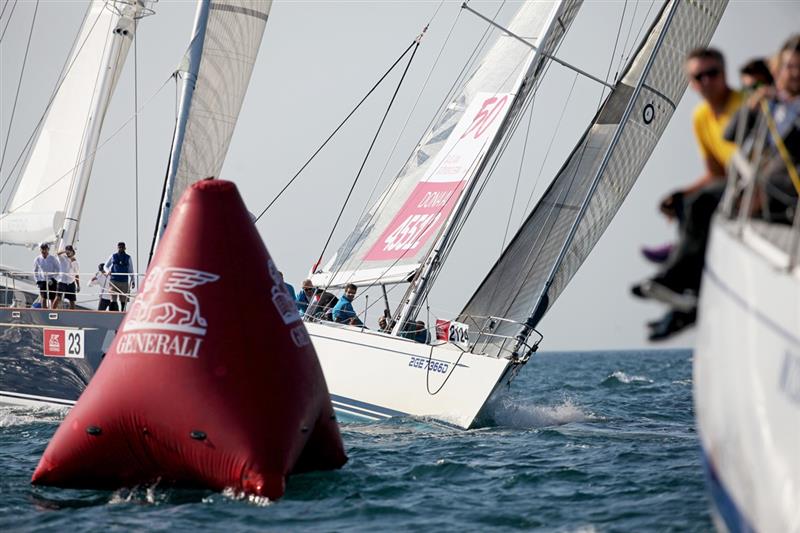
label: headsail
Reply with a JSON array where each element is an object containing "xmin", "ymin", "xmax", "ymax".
[
  {"xmin": 459, "ymin": 0, "xmax": 728, "ymax": 356},
  {"xmin": 0, "ymin": 0, "xmax": 148, "ymax": 248},
  {"xmin": 153, "ymin": 0, "xmax": 272, "ymax": 248},
  {"xmin": 311, "ymin": 0, "xmax": 582, "ymax": 289}
]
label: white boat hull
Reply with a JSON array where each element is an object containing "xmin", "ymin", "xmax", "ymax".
[
  {"xmin": 307, "ymin": 322, "xmax": 513, "ymax": 429},
  {"xmin": 694, "ymin": 219, "xmax": 800, "ymax": 532}
]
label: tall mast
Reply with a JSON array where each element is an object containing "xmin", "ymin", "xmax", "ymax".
[
  {"xmin": 391, "ymin": 0, "xmax": 575, "ymax": 335},
  {"xmin": 57, "ymin": 0, "xmax": 154, "ymax": 249},
  {"xmin": 512, "ymin": 0, "xmax": 680, "ymax": 356},
  {"xmin": 151, "ymin": 0, "xmax": 210, "ymax": 257}
]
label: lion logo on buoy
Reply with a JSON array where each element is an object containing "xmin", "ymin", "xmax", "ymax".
[{"xmin": 125, "ymin": 267, "xmax": 220, "ymax": 335}]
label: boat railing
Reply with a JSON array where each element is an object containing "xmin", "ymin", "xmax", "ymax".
[
  {"xmin": 720, "ymin": 103, "xmax": 800, "ymax": 269},
  {"xmin": 298, "ymin": 304, "xmax": 539, "ymax": 359},
  {"xmin": 459, "ymin": 314, "xmax": 542, "ymax": 360},
  {"xmin": 0, "ymin": 268, "xmax": 145, "ymax": 310}
]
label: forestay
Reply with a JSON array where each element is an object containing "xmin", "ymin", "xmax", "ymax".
[
  {"xmin": 459, "ymin": 0, "xmax": 728, "ymax": 356},
  {"xmin": 311, "ymin": 0, "xmax": 582, "ymax": 289},
  {"xmin": 1, "ymin": 1, "xmax": 140, "ymax": 247},
  {"xmin": 155, "ymin": 0, "xmax": 271, "ymax": 242}
]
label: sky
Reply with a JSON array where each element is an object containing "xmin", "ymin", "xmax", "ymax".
[{"xmin": 1, "ymin": 0, "xmax": 798, "ymax": 351}]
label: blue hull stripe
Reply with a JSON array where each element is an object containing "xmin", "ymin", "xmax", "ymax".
[
  {"xmin": 700, "ymin": 446, "xmax": 756, "ymax": 533},
  {"xmin": 329, "ymin": 394, "xmax": 407, "ymax": 420}
]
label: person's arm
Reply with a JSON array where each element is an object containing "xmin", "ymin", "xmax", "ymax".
[
  {"xmin": 32, "ymin": 258, "xmax": 41, "ymax": 281},
  {"xmin": 127, "ymin": 255, "xmax": 135, "ymax": 289},
  {"xmin": 105, "ymin": 255, "xmax": 113, "ymax": 272}
]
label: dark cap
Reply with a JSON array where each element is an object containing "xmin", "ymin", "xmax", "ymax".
[
  {"xmin": 97, "ymin": 263, "xmax": 105, "ymax": 270},
  {"xmin": 117, "ymin": 242, "xmax": 126, "ymax": 247},
  {"xmin": 65, "ymin": 245, "xmax": 75, "ymax": 252}
]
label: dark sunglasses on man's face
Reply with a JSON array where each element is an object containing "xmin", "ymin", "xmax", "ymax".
[{"xmin": 692, "ymin": 67, "xmax": 721, "ymax": 82}]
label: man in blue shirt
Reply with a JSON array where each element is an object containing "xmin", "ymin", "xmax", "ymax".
[
  {"xmin": 332, "ymin": 283, "xmax": 362, "ymax": 326},
  {"xmin": 105, "ymin": 242, "xmax": 134, "ymax": 312},
  {"xmin": 296, "ymin": 279, "xmax": 315, "ymax": 316}
]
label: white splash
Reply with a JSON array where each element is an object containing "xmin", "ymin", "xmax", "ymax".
[
  {"xmin": 486, "ymin": 397, "xmax": 593, "ymax": 429},
  {"xmin": 0, "ymin": 406, "xmax": 67, "ymax": 427},
  {"xmin": 607, "ymin": 370, "xmax": 653, "ymax": 384},
  {"xmin": 220, "ymin": 487, "xmax": 271, "ymax": 507}
]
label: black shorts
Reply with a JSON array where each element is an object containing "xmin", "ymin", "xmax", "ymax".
[
  {"xmin": 37, "ymin": 279, "xmax": 58, "ymax": 297},
  {"xmin": 58, "ymin": 282, "xmax": 77, "ymax": 302}
]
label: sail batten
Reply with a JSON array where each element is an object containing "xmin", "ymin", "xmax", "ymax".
[{"xmin": 459, "ymin": 0, "xmax": 729, "ymax": 355}]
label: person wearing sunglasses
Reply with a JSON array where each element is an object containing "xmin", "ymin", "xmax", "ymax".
[
  {"xmin": 296, "ymin": 278, "xmax": 316, "ymax": 316},
  {"xmin": 634, "ymin": 47, "xmax": 743, "ymax": 340}
]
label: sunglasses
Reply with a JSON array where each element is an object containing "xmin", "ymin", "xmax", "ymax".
[{"xmin": 692, "ymin": 67, "xmax": 721, "ymax": 82}]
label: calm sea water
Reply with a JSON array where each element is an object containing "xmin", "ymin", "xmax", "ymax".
[{"xmin": 0, "ymin": 349, "xmax": 711, "ymax": 532}]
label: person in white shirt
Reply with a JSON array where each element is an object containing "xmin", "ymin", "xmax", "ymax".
[
  {"xmin": 54, "ymin": 245, "xmax": 80, "ymax": 310},
  {"xmin": 89, "ymin": 263, "xmax": 113, "ymax": 311},
  {"xmin": 32, "ymin": 243, "xmax": 60, "ymax": 309}
]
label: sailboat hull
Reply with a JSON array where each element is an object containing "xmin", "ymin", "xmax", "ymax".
[
  {"xmin": 694, "ymin": 218, "xmax": 800, "ymax": 532},
  {"xmin": 0, "ymin": 309, "xmax": 512, "ymax": 428}
]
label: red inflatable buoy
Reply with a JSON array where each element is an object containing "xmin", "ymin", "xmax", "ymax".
[{"xmin": 31, "ymin": 179, "xmax": 347, "ymax": 499}]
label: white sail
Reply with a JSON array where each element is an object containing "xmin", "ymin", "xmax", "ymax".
[
  {"xmin": 460, "ymin": 0, "xmax": 728, "ymax": 356},
  {"xmin": 1, "ymin": 0, "xmax": 146, "ymax": 248},
  {"xmin": 311, "ymin": 0, "xmax": 582, "ymax": 289},
  {"xmin": 154, "ymin": 0, "xmax": 271, "ymax": 244}
]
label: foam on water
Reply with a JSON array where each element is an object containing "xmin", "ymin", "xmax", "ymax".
[
  {"xmin": 602, "ymin": 370, "xmax": 653, "ymax": 385},
  {"xmin": 0, "ymin": 405, "xmax": 67, "ymax": 427},
  {"xmin": 485, "ymin": 397, "xmax": 593, "ymax": 429}
]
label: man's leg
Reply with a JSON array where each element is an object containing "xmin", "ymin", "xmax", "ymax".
[{"xmin": 655, "ymin": 182, "xmax": 725, "ymax": 293}]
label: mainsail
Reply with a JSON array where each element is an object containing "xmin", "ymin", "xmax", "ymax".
[
  {"xmin": 154, "ymin": 0, "xmax": 271, "ymax": 246},
  {"xmin": 311, "ymin": 0, "xmax": 582, "ymax": 289},
  {"xmin": 459, "ymin": 0, "xmax": 728, "ymax": 355},
  {"xmin": 0, "ymin": 0, "xmax": 147, "ymax": 248}
]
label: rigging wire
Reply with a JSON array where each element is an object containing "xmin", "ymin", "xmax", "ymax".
[
  {"xmin": 521, "ymin": 73, "xmax": 579, "ymax": 216},
  {"xmin": 312, "ymin": 38, "xmax": 423, "ymax": 273},
  {"xmin": 254, "ymin": 40, "xmax": 417, "ymax": 222},
  {"xmin": 0, "ymin": 0, "xmax": 11, "ymax": 22},
  {"xmin": 603, "ymin": 0, "xmax": 628, "ymax": 96},
  {"xmin": 616, "ymin": 0, "xmax": 639, "ymax": 79},
  {"xmin": 0, "ymin": 0, "xmax": 38, "ymax": 179},
  {"xmin": 501, "ymin": 92, "xmax": 536, "ymax": 250},
  {"xmin": 0, "ymin": 0, "xmax": 18, "ymax": 43},
  {"xmin": 0, "ymin": 5, "xmax": 104, "ymax": 205},
  {"xmin": 623, "ymin": 0, "xmax": 656, "ymax": 69}
]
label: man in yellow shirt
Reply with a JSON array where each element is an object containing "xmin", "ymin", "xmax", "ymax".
[
  {"xmin": 659, "ymin": 48, "xmax": 742, "ymax": 219},
  {"xmin": 635, "ymin": 48, "xmax": 743, "ymax": 340}
]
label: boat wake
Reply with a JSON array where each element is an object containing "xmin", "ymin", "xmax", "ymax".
[{"xmin": 483, "ymin": 397, "xmax": 593, "ymax": 429}]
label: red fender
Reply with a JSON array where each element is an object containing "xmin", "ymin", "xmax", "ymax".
[{"xmin": 32, "ymin": 179, "xmax": 347, "ymax": 499}]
